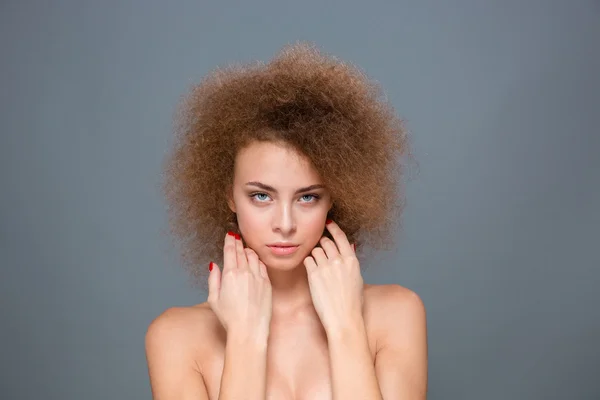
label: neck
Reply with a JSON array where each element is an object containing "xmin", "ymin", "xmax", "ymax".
[{"xmin": 266, "ymin": 262, "xmax": 314, "ymax": 318}]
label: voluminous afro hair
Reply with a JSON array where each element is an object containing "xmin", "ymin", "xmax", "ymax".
[{"xmin": 163, "ymin": 42, "xmax": 413, "ymax": 286}]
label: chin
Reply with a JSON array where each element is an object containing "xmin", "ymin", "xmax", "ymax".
[
  {"xmin": 262, "ymin": 255, "xmax": 303, "ymax": 271},
  {"xmin": 257, "ymin": 245, "xmax": 311, "ymax": 271}
]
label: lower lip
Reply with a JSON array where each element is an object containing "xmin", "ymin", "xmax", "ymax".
[{"xmin": 268, "ymin": 245, "xmax": 299, "ymax": 255}]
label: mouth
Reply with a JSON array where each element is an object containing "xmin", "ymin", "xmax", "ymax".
[{"xmin": 267, "ymin": 244, "xmax": 300, "ymax": 256}]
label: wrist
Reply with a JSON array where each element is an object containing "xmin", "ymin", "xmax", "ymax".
[
  {"xmin": 324, "ymin": 314, "xmax": 366, "ymax": 341},
  {"xmin": 226, "ymin": 327, "xmax": 270, "ymax": 349}
]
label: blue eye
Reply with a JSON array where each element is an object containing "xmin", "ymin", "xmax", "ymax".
[
  {"xmin": 300, "ymin": 194, "xmax": 319, "ymax": 202},
  {"xmin": 251, "ymin": 193, "xmax": 270, "ymax": 202},
  {"xmin": 249, "ymin": 192, "xmax": 320, "ymax": 203}
]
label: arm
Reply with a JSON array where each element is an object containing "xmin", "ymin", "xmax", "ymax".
[
  {"xmin": 145, "ymin": 308, "xmax": 269, "ymax": 400},
  {"xmin": 208, "ymin": 236, "xmax": 272, "ymax": 400},
  {"xmin": 327, "ymin": 317, "xmax": 384, "ymax": 400},
  {"xmin": 307, "ymin": 221, "xmax": 426, "ymax": 399},
  {"xmin": 146, "ymin": 234, "xmax": 271, "ymax": 399},
  {"xmin": 327, "ymin": 285, "xmax": 428, "ymax": 400},
  {"xmin": 217, "ymin": 331, "xmax": 269, "ymax": 400}
]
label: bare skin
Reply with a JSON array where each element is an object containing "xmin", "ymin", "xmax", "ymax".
[
  {"xmin": 146, "ymin": 141, "xmax": 428, "ymax": 399},
  {"xmin": 146, "ymin": 283, "xmax": 426, "ymax": 400}
]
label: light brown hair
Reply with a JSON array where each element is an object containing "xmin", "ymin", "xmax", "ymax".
[{"xmin": 163, "ymin": 42, "xmax": 414, "ymax": 286}]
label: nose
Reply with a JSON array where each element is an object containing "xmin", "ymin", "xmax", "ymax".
[{"xmin": 272, "ymin": 202, "xmax": 296, "ymax": 235}]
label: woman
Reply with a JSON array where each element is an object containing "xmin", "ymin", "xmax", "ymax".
[{"xmin": 145, "ymin": 42, "xmax": 428, "ymax": 399}]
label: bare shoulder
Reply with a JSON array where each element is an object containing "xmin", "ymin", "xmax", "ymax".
[
  {"xmin": 145, "ymin": 303, "xmax": 223, "ymax": 399},
  {"xmin": 364, "ymin": 283, "xmax": 425, "ymax": 313},
  {"xmin": 363, "ymin": 283, "xmax": 427, "ymax": 340},
  {"xmin": 363, "ymin": 284, "xmax": 428, "ymax": 397},
  {"xmin": 147, "ymin": 302, "xmax": 218, "ymax": 333},
  {"xmin": 145, "ymin": 302, "xmax": 222, "ymax": 372},
  {"xmin": 146, "ymin": 302, "xmax": 221, "ymax": 348}
]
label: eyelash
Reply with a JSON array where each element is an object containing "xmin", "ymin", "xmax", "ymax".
[{"xmin": 249, "ymin": 192, "xmax": 320, "ymax": 203}]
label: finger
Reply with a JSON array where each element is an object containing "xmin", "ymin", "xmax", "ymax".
[
  {"xmin": 223, "ymin": 232, "xmax": 238, "ymax": 271},
  {"xmin": 311, "ymin": 246, "xmax": 328, "ymax": 266},
  {"xmin": 319, "ymin": 236, "xmax": 340, "ymax": 259},
  {"xmin": 207, "ymin": 261, "xmax": 221, "ymax": 305},
  {"xmin": 235, "ymin": 235, "xmax": 249, "ymax": 270},
  {"xmin": 244, "ymin": 247, "xmax": 260, "ymax": 277},
  {"xmin": 304, "ymin": 256, "xmax": 318, "ymax": 273},
  {"xmin": 259, "ymin": 261, "xmax": 271, "ymax": 283},
  {"xmin": 324, "ymin": 219, "xmax": 353, "ymax": 257}
]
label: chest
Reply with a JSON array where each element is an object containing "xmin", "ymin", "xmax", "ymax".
[
  {"xmin": 202, "ymin": 320, "xmax": 377, "ymax": 400},
  {"xmin": 265, "ymin": 320, "xmax": 332, "ymax": 400}
]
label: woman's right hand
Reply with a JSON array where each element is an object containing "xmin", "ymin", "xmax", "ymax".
[{"xmin": 207, "ymin": 231, "xmax": 272, "ymax": 341}]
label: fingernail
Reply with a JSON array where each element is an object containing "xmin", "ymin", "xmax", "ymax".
[
  {"xmin": 209, "ymin": 262, "xmax": 214, "ymax": 271},
  {"xmin": 326, "ymin": 219, "xmax": 333, "ymax": 225},
  {"xmin": 234, "ymin": 233, "xmax": 241, "ymax": 240},
  {"xmin": 227, "ymin": 231, "xmax": 236, "ymax": 237}
]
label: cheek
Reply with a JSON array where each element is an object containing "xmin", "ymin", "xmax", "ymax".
[
  {"xmin": 301, "ymin": 213, "xmax": 329, "ymax": 249},
  {"xmin": 306, "ymin": 215, "xmax": 327, "ymax": 235},
  {"xmin": 236, "ymin": 207, "xmax": 262, "ymax": 233},
  {"xmin": 234, "ymin": 203, "xmax": 266, "ymax": 245}
]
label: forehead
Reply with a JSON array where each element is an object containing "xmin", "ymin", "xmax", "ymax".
[{"xmin": 234, "ymin": 141, "xmax": 322, "ymax": 185}]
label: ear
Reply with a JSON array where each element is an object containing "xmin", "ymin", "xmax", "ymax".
[
  {"xmin": 227, "ymin": 185, "xmax": 236, "ymax": 213},
  {"xmin": 228, "ymin": 198, "xmax": 236, "ymax": 213}
]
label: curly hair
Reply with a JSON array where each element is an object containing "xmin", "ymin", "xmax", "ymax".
[{"xmin": 163, "ymin": 42, "xmax": 414, "ymax": 287}]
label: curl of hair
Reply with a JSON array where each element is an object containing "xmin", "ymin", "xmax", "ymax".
[{"xmin": 163, "ymin": 42, "xmax": 415, "ymax": 287}]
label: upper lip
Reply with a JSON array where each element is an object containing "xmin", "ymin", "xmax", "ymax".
[{"xmin": 268, "ymin": 242, "xmax": 299, "ymax": 247}]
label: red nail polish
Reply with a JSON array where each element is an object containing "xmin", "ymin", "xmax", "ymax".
[
  {"xmin": 326, "ymin": 219, "xmax": 333, "ymax": 224},
  {"xmin": 234, "ymin": 233, "xmax": 241, "ymax": 240},
  {"xmin": 227, "ymin": 231, "xmax": 236, "ymax": 237},
  {"xmin": 209, "ymin": 262, "xmax": 214, "ymax": 271}
]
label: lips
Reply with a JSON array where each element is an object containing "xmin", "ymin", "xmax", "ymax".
[{"xmin": 267, "ymin": 244, "xmax": 299, "ymax": 256}]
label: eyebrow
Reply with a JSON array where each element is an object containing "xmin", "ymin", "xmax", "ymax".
[{"xmin": 245, "ymin": 181, "xmax": 326, "ymax": 194}]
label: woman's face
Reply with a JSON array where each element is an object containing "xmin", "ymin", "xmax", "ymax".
[{"xmin": 228, "ymin": 140, "xmax": 333, "ymax": 270}]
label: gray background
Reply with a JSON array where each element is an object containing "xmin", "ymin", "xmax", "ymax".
[{"xmin": 1, "ymin": 1, "xmax": 599, "ymax": 399}]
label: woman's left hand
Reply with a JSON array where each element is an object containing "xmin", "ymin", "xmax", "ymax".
[{"xmin": 304, "ymin": 220, "xmax": 365, "ymax": 335}]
